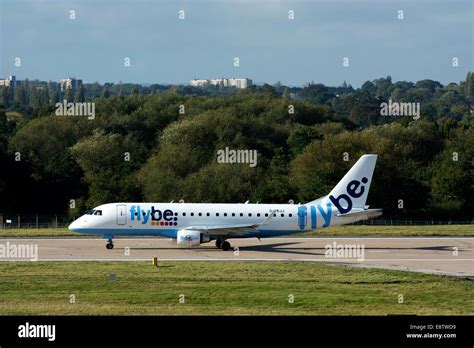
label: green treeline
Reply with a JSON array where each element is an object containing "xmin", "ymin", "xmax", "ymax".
[{"xmin": 0, "ymin": 74, "xmax": 473, "ymax": 218}]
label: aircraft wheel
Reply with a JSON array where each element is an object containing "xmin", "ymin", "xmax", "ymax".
[
  {"xmin": 106, "ymin": 242, "xmax": 114, "ymax": 250},
  {"xmin": 221, "ymin": 241, "xmax": 231, "ymax": 251},
  {"xmin": 215, "ymin": 239, "xmax": 222, "ymax": 249}
]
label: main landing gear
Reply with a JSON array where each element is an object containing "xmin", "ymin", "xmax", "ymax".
[
  {"xmin": 215, "ymin": 238, "xmax": 231, "ymax": 251},
  {"xmin": 105, "ymin": 238, "xmax": 114, "ymax": 250}
]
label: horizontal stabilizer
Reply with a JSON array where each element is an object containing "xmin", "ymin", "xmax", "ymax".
[{"xmin": 336, "ymin": 209, "xmax": 383, "ymax": 219}]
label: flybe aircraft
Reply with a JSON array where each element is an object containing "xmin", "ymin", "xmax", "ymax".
[{"xmin": 69, "ymin": 154, "xmax": 382, "ymax": 250}]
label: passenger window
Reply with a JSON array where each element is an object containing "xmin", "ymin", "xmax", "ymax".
[
  {"xmin": 265, "ymin": 213, "xmax": 268, "ymax": 217},
  {"xmin": 94, "ymin": 210, "xmax": 102, "ymax": 216},
  {"xmin": 183, "ymin": 213, "xmax": 186, "ymax": 216},
  {"xmin": 224, "ymin": 213, "xmax": 227, "ymax": 217},
  {"xmin": 240, "ymin": 213, "xmax": 243, "ymax": 217},
  {"xmin": 289, "ymin": 214, "xmax": 292, "ymax": 217},
  {"xmin": 191, "ymin": 213, "xmax": 194, "ymax": 216},
  {"xmin": 198, "ymin": 213, "xmax": 202, "ymax": 216},
  {"xmin": 216, "ymin": 213, "xmax": 219, "ymax": 217},
  {"xmin": 206, "ymin": 213, "xmax": 210, "ymax": 216},
  {"xmin": 257, "ymin": 213, "xmax": 261, "ymax": 217},
  {"xmin": 281, "ymin": 214, "xmax": 284, "ymax": 217},
  {"xmin": 248, "ymin": 213, "xmax": 252, "ymax": 217},
  {"xmin": 232, "ymin": 213, "xmax": 235, "ymax": 217}
]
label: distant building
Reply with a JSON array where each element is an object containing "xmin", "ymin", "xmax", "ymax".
[
  {"xmin": 226, "ymin": 78, "xmax": 252, "ymax": 89},
  {"xmin": 190, "ymin": 77, "xmax": 252, "ymax": 89},
  {"xmin": 60, "ymin": 78, "xmax": 82, "ymax": 92},
  {"xmin": 190, "ymin": 79, "xmax": 211, "ymax": 87},
  {"xmin": 0, "ymin": 75, "xmax": 17, "ymax": 87}
]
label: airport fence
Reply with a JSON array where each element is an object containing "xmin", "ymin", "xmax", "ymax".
[
  {"xmin": 0, "ymin": 214, "xmax": 75, "ymax": 229},
  {"xmin": 0, "ymin": 214, "xmax": 472, "ymax": 229},
  {"xmin": 353, "ymin": 218, "xmax": 473, "ymax": 226}
]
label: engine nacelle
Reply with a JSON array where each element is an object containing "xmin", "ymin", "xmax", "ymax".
[{"xmin": 177, "ymin": 230, "xmax": 210, "ymax": 247}]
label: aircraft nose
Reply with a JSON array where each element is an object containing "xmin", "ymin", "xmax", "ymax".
[
  {"xmin": 68, "ymin": 218, "xmax": 83, "ymax": 231},
  {"xmin": 68, "ymin": 220, "xmax": 77, "ymax": 231}
]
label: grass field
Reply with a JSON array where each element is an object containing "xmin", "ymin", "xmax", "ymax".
[
  {"xmin": 0, "ymin": 228, "xmax": 86, "ymax": 238},
  {"xmin": 0, "ymin": 224, "xmax": 472, "ymax": 238},
  {"xmin": 0, "ymin": 261, "xmax": 472, "ymax": 315}
]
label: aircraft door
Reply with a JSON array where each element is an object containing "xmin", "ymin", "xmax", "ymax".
[{"xmin": 117, "ymin": 204, "xmax": 127, "ymax": 225}]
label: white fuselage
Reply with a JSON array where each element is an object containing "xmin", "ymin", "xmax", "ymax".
[{"xmin": 68, "ymin": 200, "xmax": 366, "ymax": 240}]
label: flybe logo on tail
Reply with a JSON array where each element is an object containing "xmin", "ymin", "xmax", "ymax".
[{"xmin": 329, "ymin": 177, "xmax": 368, "ymax": 214}]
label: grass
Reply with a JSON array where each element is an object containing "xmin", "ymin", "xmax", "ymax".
[
  {"xmin": 0, "ymin": 224, "xmax": 472, "ymax": 238},
  {"xmin": 0, "ymin": 228, "xmax": 90, "ymax": 238},
  {"xmin": 0, "ymin": 261, "xmax": 472, "ymax": 315}
]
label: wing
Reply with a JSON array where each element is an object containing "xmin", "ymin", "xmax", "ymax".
[{"xmin": 184, "ymin": 215, "xmax": 275, "ymax": 237}]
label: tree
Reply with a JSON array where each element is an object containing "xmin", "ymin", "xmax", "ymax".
[
  {"xmin": 301, "ymin": 83, "xmax": 334, "ymax": 105},
  {"xmin": 347, "ymin": 90, "xmax": 381, "ymax": 126},
  {"xmin": 287, "ymin": 124, "xmax": 321, "ymax": 157},
  {"xmin": 101, "ymin": 87, "xmax": 110, "ymax": 99},
  {"xmin": 415, "ymin": 79, "xmax": 442, "ymax": 92},
  {"xmin": 464, "ymin": 71, "xmax": 473, "ymax": 97},
  {"xmin": 9, "ymin": 116, "xmax": 95, "ymax": 213},
  {"xmin": 259, "ymin": 84, "xmax": 278, "ymax": 98},
  {"xmin": 75, "ymin": 85, "xmax": 85, "ymax": 103},
  {"xmin": 0, "ymin": 87, "xmax": 12, "ymax": 107},
  {"xmin": 361, "ymin": 81, "xmax": 376, "ymax": 94},
  {"xmin": 64, "ymin": 87, "xmax": 73, "ymax": 102},
  {"xmin": 41, "ymin": 85, "xmax": 50, "ymax": 105},
  {"xmin": 429, "ymin": 127, "xmax": 474, "ymax": 215},
  {"xmin": 48, "ymin": 81, "xmax": 59, "ymax": 103},
  {"xmin": 71, "ymin": 132, "xmax": 143, "ymax": 207},
  {"xmin": 14, "ymin": 84, "xmax": 27, "ymax": 106},
  {"xmin": 29, "ymin": 87, "xmax": 41, "ymax": 109},
  {"xmin": 372, "ymin": 76, "xmax": 393, "ymax": 97}
]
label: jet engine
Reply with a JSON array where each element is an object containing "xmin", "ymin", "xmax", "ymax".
[{"xmin": 177, "ymin": 230, "xmax": 210, "ymax": 247}]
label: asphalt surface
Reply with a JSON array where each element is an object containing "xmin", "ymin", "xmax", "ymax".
[{"xmin": 0, "ymin": 237, "xmax": 473, "ymax": 277}]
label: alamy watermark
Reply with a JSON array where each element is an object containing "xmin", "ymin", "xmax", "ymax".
[
  {"xmin": 18, "ymin": 322, "xmax": 55, "ymax": 341},
  {"xmin": 217, "ymin": 147, "xmax": 257, "ymax": 167},
  {"xmin": 380, "ymin": 99, "xmax": 420, "ymax": 120},
  {"xmin": 325, "ymin": 241, "xmax": 365, "ymax": 261},
  {"xmin": 0, "ymin": 242, "xmax": 38, "ymax": 261},
  {"xmin": 55, "ymin": 100, "xmax": 95, "ymax": 120}
]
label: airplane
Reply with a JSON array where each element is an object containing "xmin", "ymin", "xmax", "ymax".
[{"xmin": 68, "ymin": 154, "xmax": 382, "ymax": 250}]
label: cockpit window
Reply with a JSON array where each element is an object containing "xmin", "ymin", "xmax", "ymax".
[
  {"xmin": 85, "ymin": 209, "xmax": 95, "ymax": 215},
  {"xmin": 94, "ymin": 210, "xmax": 102, "ymax": 216}
]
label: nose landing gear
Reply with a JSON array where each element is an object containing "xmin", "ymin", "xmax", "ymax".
[{"xmin": 105, "ymin": 237, "xmax": 114, "ymax": 250}]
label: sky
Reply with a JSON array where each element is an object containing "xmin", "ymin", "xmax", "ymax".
[{"xmin": 0, "ymin": 0, "xmax": 472, "ymax": 87}]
